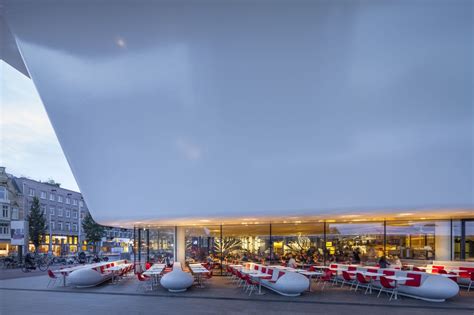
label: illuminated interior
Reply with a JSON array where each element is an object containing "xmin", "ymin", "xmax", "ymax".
[{"xmin": 134, "ymin": 213, "xmax": 474, "ymax": 274}]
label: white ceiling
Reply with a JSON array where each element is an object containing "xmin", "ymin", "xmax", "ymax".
[{"xmin": 3, "ymin": 0, "xmax": 473, "ymax": 225}]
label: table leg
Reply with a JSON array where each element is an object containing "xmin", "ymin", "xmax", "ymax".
[
  {"xmin": 63, "ymin": 274, "xmax": 66, "ymax": 287},
  {"xmin": 394, "ymin": 280, "xmax": 398, "ymax": 300},
  {"xmin": 255, "ymin": 278, "xmax": 265, "ymax": 295}
]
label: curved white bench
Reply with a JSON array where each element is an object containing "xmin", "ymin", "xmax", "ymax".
[
  {"xmin": 68, "ymin": 260, "xmax": 128, "ymax": 288},
  {"xmin": 330, "ymin": 263, "xmax": 459, "ymax": 302},
  {"xmin": 426, "ymin": 261, "xmax": 474, "ymax": 287},
  {"xmin": 247, "ymin": 263, "xmax": 309, "ymax": 296},
  {"xmin": 160, "ymin": 262, "xmax": 194, "ymax": 292}
]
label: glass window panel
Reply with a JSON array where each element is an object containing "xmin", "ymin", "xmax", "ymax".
[
  {"xmin": 222, "ymin": 224, "xmax": 270, "ymax": 264},
  {"xmin": 271, "ymin": 223, "xmax": 325, "ymax": 265},
  {"xmin": 386, "ymin": 220, "xmax": 437, "ymax": 261},
  {"xmin": 326, "ymin": 221, "xmax": 384, "ymax": 264},
  {"xmin": 185, "ymin": 225, "xmax": 220, "ymax": 264},
  {"xmin": 148, "ymin": 227, "xmax": 175, "ymax": 263}
]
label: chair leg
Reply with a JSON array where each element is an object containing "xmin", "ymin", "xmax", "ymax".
[
  {"xmin": 377, "ymin": 287, "xmax": 383, "ymax": 298},
  {"xmin": 354, "ymin": 283, "xmax": 359, "ymax": 292},
  {"xmin": 340, "ymin": 280, "xmax": 345, "ymax": 288},
  {"xmin": 468, "ymin": 281, "xmax": 472, "ymax": 292}
]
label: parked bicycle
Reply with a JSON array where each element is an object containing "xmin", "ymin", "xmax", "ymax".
[
  {"xmin": 1, "ymin": 256, "xmax": 19, "ymax": 269},
  {"xmin": 20, "ymin": 253, "xmax": 48, "ymax": 272}
]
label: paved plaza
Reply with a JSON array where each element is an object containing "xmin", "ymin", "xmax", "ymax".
[{"xmin": 0, "ymin": 271, "xmax": 473, "ymax": 315}]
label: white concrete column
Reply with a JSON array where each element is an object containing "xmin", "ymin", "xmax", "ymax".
[
  {"xmin": 435, "ymin": 221, "xmax": 452, "ymax": 261},
  {"xmin": 175, "ymin": 226, "xmax": 186, "ymax": 265}
]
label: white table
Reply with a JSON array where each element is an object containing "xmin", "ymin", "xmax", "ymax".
[
  {"xmin": 384, "ymin": 275, "xmax": 414, "ymax": 300},
  {"xmin": 105, "ymin": 264, "xmax": 131, "ymax": 284},
  {"xmin": 298, "ymin": 271, "xmax": 323, "ymax": 292},
  {"xmin": 240, "ymin": 268, "xmax": 260, "ymax": 275},
  {"xmin": 190, "ymin": 268, "xmax": 210, "ymax": 287},
  {"xmin": 446, "ymin": 269, "xmax": 463, "ymax": 273},
  {"xmin": 249, "ymin": 272, "xmax": 270, "ymax": 295},
  {"xmin": 311, "ymin": 266, "xmax": 329, "ymax": 270}
]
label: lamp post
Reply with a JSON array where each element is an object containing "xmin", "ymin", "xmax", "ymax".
[
  {"xmin": 49, "ymin": 189, "xmax": 57, "ymax": 255},
  {"xmin": 78, "ymin": 196, "xmax": 83, "ymax": 252}
]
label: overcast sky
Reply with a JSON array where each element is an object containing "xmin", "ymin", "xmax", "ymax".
[{"xmin": 0, "ymin": 61, "xmax": 79, "ymax": 191}]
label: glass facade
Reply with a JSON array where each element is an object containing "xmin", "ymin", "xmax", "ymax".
[
  {"xmin": 454, "ymin": 219, "xmax": 474, "ymax": 261},
  {"xmin": 134, "ymin": 218, "xmax": 474, "ymax": 272},
  {"xmin": 326, "ymin": 221, "xmax": 384, "ymax": 264},
  {"xmin": 185, "ymin": 225, "xmax": 220, "ymax": 263},
  {"xmin": 271, "ymin": 223, "xmax": 325, "ymax": 264},
  {"xmin": 222, "ymin": 224, "xmax": 270, "ymax": 264}
]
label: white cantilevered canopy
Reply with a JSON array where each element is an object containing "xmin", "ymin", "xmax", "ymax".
[{"xmin": 2, "ymin": 0, "xmax": 473, "ymax": 226}]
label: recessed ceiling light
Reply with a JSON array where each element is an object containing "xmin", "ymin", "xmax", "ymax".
[{"xmin": 115, "ymin": 37, "xmax": 126, "ymax": 48}]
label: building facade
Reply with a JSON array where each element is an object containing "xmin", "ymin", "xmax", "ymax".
[
  {"xmin": 0, "ymin": 167, "xmax": 133, "ymax": 257},
  {"xmin": 0, "ymin": 167, "xmax": 23, "ymax": 256},
  {"xmin": 13, "ymin": 176, "xmax": 88, "ymax": 256}
]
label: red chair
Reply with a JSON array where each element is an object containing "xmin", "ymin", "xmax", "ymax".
[
  {"xmin": 136, "ymin": 273, "xmax": 152, "ymax": 291},
  {"xmin": 447, "ymin": 272, "xmax": 458, "ymax": 283},
  {"xmin": 268, "ymin": 271, "xmax": 285, "ymax": 284},
  {"xmin": 260, "ymin": 268, "xmax": 273, "ymax": 280},
  {"xmin": 320, "ymin": 270, "xmax": 335, "ymax": 291},
  {"xmin": 438, "ymin": 269, "xmax": 448, "ymax": 274},
  {"xmin": 468, "ymin": 272, "xmax": 474, "ymax": 292},
  {"xmin": 341, "ymin": 271, "xmax": 356, "ymax": 289},
  {"xmin": 244, "ymin": 274, "xmax": 258, "ymax": 295},
  {"xmin": 354, "ymin": 272, "xmax": 372, "ymax": 294},
  {"xmin": 47, "ymin": 269, "xmax": 59, "ymax": 288},
  {"xmin": 378, "ymin": 276, "xmax": 397, "ymax": 301},
  {"xmin": 236, "ymin": 270, "xmax": 245, "ymax": 287},
  {"xmin": 145, "ymin": 262, "xmax": 151, "ymax": 270},
  {"xmin": 404, "ymin": 273, "xmax": 421, "ymax": 287},
  {"xmin": 412, "ymin": 267, "xmax": 423, "ymax": 272}
]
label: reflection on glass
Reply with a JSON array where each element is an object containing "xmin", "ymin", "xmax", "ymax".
[
  {"xmin": 454, "ymin": 220, "xmax": 474, "ymax": 261},
  {"xmin": 386, "ymin": 221, "xmax": 436, "ymax": 260},
  {"xmin": 222, "ymin": 224, "xmax": 270, "ymax": 264},
  {"xmin": 326, "ymin": 222, "xmax": 384, "ymax": 264},
  {"xmin": 148, "ymin": 227, "xmax": 175, "ymax": 263},
  {"xmin": 271, "ymin": 223, "xmax": 325, "ymax": 265},
  {"xmin": 185, "ymin": 226, "xmax": 220, "ymax": 263}
]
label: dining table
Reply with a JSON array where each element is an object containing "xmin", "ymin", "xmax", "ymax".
[
  {"xmin": 189, "ymin": 265, "xmax": 210, "ymax": 287},
  {"xmin": 384, "ymin": 275, "xmax": 414, "ymax": 300},
  {"xmin": 297, "ymin": 270, "xmax": 323, "ymax": 292},
  {"xmin": 249, "ymin": 272, "xmax": 270, "ymax": 295},
  {"xmin": 105, "ymin": 263, "xmax": 132, "ymax": 284}
]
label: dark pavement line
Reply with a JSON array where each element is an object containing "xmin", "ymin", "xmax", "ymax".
[{"xmin": 0, "ymin": 287, "xmax": 472, "ymax": 311}]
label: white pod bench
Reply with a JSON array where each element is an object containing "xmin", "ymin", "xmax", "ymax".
[
  {"xmin": 330, "ymin": 263, "xmax": 459, "ymax": 302},
  {"xmin": 247, "ymin": 263, "xmax": 309, "ymax": 296},
  {"xmin": 160, "ymin": 262, "xmax": 194, "ymax": 292},
  {"xmin": 68, "ymin": 260, "xmax": 128, "ymax": 288}
]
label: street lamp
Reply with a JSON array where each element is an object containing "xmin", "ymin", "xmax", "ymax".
[
  {"xmin": 49, "ymin": 189, "xmax": 57, "ymax": 255},
  {"xmin": 78, "ymin": 196, "xmax": 83, "ymax": 252}
]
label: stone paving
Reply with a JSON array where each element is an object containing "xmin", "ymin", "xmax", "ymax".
[{"xmin": 0, "ymin": 273, "xmax": 473, "ymax": 314}]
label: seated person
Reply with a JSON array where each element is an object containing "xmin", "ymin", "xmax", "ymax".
[{"xmin": 24, "ymin": 253, "xmax": 35, "ymax": 269}]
